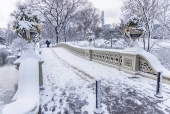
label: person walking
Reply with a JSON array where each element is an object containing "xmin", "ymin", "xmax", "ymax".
[{"xmin": 46, "ymin": 40, "xmax": 50, "ymax": 48}]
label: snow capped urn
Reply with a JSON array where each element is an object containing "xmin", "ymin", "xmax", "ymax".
[{"xmin": 124, "ymin": 15, "xmax": 145, "ymax": 52}]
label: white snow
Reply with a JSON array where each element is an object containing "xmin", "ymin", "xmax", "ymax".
[
  {"xmin": 2, "ymin": 99, "xmax": 36, "ymax": 114},
  {"xmin": 19, "ymin": 21, "xmax": 32, "ymax": 30},
  {"xmin": 1, "ymin": 45, "xmax": 170, "ymax": 113},
  {"xmin": 0, "ymin": 45, "xmax": 6, "ymax": 49},
  {"xmin": 40, "ymin": 47, "xmax": 170, "ymax": 114},
  {"xmin": 13, "ymin": 49, "xmax": 43, "ymax": 65}
]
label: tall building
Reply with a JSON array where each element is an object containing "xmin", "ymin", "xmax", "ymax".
[
  {"xmin": 101, "ymin": 11, "xmax": 111, "ymax": 29},
  {"xmin": 101, "ymin": 11, "xmax": 104, "ymax": 27}
]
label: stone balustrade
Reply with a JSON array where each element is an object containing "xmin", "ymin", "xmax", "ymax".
[{"xmin": 56, "ymin": 43, "xmax": 170, "ymax": 84}]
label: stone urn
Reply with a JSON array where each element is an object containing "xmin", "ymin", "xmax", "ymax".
[
  {"xmin": 124, "ymin": 27, "xmax": 144, "ymax": 52},
  {"xmin": 125, "ymin": 27, "xmax": 143, "ymax": 47}
]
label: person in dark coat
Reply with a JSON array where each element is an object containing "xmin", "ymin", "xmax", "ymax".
[{"xmin": 46, "ymin": 40, "xmax": 50, "ymax": 48}]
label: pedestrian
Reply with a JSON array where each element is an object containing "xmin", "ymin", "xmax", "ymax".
[{"xmin": 46, "ymin": 40, "xmax": 50, "ymax": 48}]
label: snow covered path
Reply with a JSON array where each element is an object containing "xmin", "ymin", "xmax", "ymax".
[
  {"xmin": 41, "ymin": 48, "xmax": 101, "ymax": 114},
  {"xmin": 41, "ymin": 48, "xmax": 170, "ymax": 114}
]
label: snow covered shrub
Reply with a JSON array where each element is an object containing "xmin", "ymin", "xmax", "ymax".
[
  {"xmin": 86, "ymin": 29, "xmax": 95, "ymax": 46},
  {"xmin": 5, "ymin": 56, "xmax": 18, "ymax": 65},
  {"xmin": 10, "ymin": 38, "xmax": 28, "ymax": 56}
]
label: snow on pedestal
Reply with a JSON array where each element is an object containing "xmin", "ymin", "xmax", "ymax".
[
  {"xmin": 13, "ymin": 46, "xmax": 43, "ymax": 65},
  {"xmin": 123, "ymin": 40, "xmax": 144, "ymax": 53}
]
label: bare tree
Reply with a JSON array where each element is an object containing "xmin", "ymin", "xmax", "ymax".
[
  {"xmin": 6, "ymin": 24, "xmax": 17, "ymax": 45},
  {"xmin": 157, "ymin": 0, "xmax": 170, "ymax": 39},
  {"xmin": 41, "ymin": 21, "xmax": 56, "ymax": 41},
  {"xmin": 32, "ymin": 0, "xmax": 89, "ymax": 43},
  {"xmin": 74, "ymin": 6, "xmax": 101, "ymax": 39}
]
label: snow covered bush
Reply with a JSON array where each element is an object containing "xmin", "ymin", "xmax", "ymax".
[
  {"xmin": 10, "ymin": 38, "xmax": 28, "ymax": 56},
  {"xmin": 86, "ymin": 29, "xmax": 95, "ymax": 46},
  {"xmin": 11, "ymin": 3, "xmax": 41, "ymax": 39}
]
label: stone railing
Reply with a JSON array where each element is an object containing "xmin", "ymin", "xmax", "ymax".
[
  {"xmin": 2, "ymin": 50, "xmax": 44, "ymax": 114},
  {"xmin": 56, "ymin": 43, "xmax": 170, "ymax": 84}
]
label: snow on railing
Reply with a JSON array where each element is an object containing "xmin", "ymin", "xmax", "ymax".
[
  {"xmin": 56, "ymin": 43, "xmax": 170, "ymax": 84},
  {"xmin": 2, "ymin": 50, "xmax": 44, "ymax": 114}
]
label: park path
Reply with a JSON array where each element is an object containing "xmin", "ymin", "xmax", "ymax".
[
  {"xmin": 40, "ymin": 47, "xmax": 170, "ymax": 114},
  {"xmin": 40, "ymin": 48, "xmax": 99, "ymax": 114}
]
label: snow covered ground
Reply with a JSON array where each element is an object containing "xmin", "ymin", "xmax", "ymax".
[{"xmin": 40, "ymin": 47, "xmax": 170, "ymax": 114}]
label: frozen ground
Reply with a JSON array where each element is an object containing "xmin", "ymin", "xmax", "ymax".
[{"xmin": 40, "ymin": 48, "xmax": 170, "ymax": 114}]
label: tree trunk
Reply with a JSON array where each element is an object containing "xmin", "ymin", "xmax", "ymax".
[
  {"xmin": 143, "ymin": 37, "xmax": 145, "ymax": 50},
  {"xmin": 55, "ymin": 28, "xmax": 59, "ymax": 43},
  {"xmin": 56, "ymin": 34, "xmax": 59, "ymax": 43},
  {"xmin": 64, "ymin": 36, "xmax": 67, "ymax": 43}
]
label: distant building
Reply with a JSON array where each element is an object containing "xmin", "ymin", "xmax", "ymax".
[
  {"xmin": 101, "ymin": 11, "xmax": 111, "ymax": 29},
  {"xmin": 103, "ymin": 24, "xmax": 111, "ymax": 29},
  {"xmin": 101, "ymin": 11, "xmax": 104, "ymax": 27}
]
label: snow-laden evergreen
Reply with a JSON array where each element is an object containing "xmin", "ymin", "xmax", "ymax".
[{"xmin": 11, "ymin": 3, "xmax": 41, "ymax": 38}]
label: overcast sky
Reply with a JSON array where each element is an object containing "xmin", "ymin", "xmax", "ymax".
[{"xmin": 0, "ymin": 0, "xmax": 124, "ymax": 28}]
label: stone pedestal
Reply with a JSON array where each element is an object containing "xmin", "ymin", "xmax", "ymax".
[
  {"xmin": 121, "ymin": 53, "xmax": 140, "ymax": 75},
  {"xmin": 13, "ymin": 50, "xmax": 44, "ymax": 87}
]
